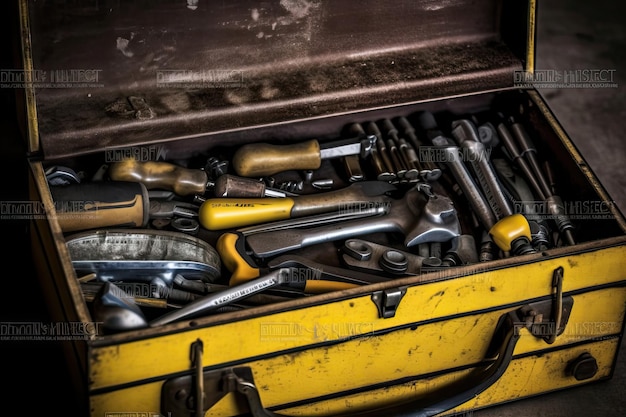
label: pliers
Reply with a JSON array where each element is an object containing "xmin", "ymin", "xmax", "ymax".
[
  {"xmin": 149, "ymin": 199, "xmax": 199, "ymax": 219},
  {"xmin": 149, "ymin": 199, "xmax": 200, "ymax": 234}
]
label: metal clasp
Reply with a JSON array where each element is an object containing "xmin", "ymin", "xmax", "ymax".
[
  {"xmin": 545, "ymin": 266, "xmax": 564, "ymax": 344},
  {"xmin": 517, "ymin": 266, "xmax": 569, "ymax": 343},
  {"xmin": 190, "ymin": 339, "xmax": 204, "ymax": 416},
  {"xmin": 371, "ymin": 287, "xmax": 407, "ymax": 318}
]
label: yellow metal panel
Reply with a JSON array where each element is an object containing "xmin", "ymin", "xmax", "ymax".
[
  {"xmin": 90, "ymin": 382, "xmax": 162, "ymax": 417},
  {"xmin": 201, "ymin": 289, "xmax": 624, "ymax": 415},
  {"xmin": 90, "ymin": 288, "xmax": 624, "ymax": 416},
  {"xmin": 280, "ymin": 339, "xmax": 619, "ymax": 417},
  {"xmin": 91, "ymin": 339, "xmax": 619, "ymax": 417},
  {"xmin": 90, "ymin": 339, "xmax": 619, "ymax": 416},
  {"xmin": 451, "ymin": 339, "xmax": 619, "ymax": 415},
  {"xmin": 90, "ymin": 248, "xmax": 626, "ymax": 390},
  {"xmin": 516, "ymin": 287, "xmax": 626, "ymax": 351}
]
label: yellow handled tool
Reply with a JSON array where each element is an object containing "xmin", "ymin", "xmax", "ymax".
[
  {"xmin": 198, "ymin": 181, "xmax": 396, "ymax": 230},
  {"xmin": 232, "ymin": 135, "xmax": 376, "ymax": 177},
  {"xmin": 216, "ymin": 231, "xmax": 387, "ymax": 291},
  {"xmin": 200, "ymin": 197, "xmax": 295, "ymax": 230},
  {"xmin": 108, "ymin": 159, "xmax": 209, "ymax": 196},
  {"xmin": 216, "ymin": 206, "xmax": 390, "ymax": 283},
  {"xmin": 108, "ymin": 159, "xmax": 298, "ymax": 198},
  {"xmin": 489, "ymin": 213, "xmax": 536, "ymax": 256}
]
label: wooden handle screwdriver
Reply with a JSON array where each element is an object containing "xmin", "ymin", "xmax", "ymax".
[{"xmin": 231, "ymin": 136, "xmax": 376, "ymax": 177}]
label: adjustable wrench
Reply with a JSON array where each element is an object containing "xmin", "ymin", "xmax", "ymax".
[
  {"xmin": 217, "ymin": 206, "xmax": 388, "ymax": 284},
  {"xmin": 416, "ymin": 111, "xmax": 497, "ymax": 231},
  {"xmin": 243, "ymin": 184, "xmax": 461, "ymax": 259}
]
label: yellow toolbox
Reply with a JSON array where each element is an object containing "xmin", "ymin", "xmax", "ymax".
[{"xmin": 15, "ymin": 0, "xmax": 626, "ymax": 416}]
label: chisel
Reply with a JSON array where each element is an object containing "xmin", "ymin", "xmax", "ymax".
[
  {"xmin": 108, "ymin": 159, "xmax": 294, "ymax": 197},
  {"xmin": 231, "ymin": 135, "xmax": 377, "ymax": 177}
]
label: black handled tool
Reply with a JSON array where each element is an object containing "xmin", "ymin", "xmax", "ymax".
[
  {"xmin": 50, "ymin": 181, "xmax": 150, "ymax": 233},
  {"xmin": 51, "ymin": 181, "xmax": 201, "ymax": 233}
]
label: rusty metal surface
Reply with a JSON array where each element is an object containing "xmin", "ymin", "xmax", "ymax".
[{"xmin": 26, "ymin": 0, "xmax": 525, "ymax": 158}]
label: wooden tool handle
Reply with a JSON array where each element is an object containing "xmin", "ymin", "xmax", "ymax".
[
  {"xmin": 231, "ymin": 140, "xmax": 321, "ymax": 177},
  {"xmin": 108, "ymin": 159, "xmax": 207, "ymax": 196}
]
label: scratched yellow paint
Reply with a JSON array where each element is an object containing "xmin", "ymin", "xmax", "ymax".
[
  {"xmin": 279, "ymin": 339, "xmax": 619, "ymax": 417},
  {"xmin": 89, "ymin": 339, "xmax": 618, "ymax": 416},
  {"xmin": 90, "ymin": 287, "xmax": 625, "ymax": 416},
  {"xmin": 90, "ymin": 382, "xmax": 161, "ymax": 416},
  {"xmin": 199, "ymin": 289, "xmax": 623, "ymax": 416},
  {"xmin": 89, "ymin": 246, "xmax": 626, "ymax": 392},
  {"xmin": 516, "ymin": 287, "xmax": 626, "ymax": 352}
]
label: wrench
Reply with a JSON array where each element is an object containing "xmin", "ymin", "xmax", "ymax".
[
  {"xmin": 199, "ymin": 181, "xmax": 396, "ymax": 230},
  {"xmin": 416, "ymin": 111, "xmax": 497, "ymax": 231},
  {"xmin": 450, "ymin": 119, "xmax": 514, "ymax": 220},
  {"xmin": 245, "ymin": 184, "xmax": 461, "ymax": 259},
  {"xmin": 150, "ymin": 259, "xmax": 385, "ymax": 326},
  {"xmin": 149, "ymin": 268, "xmax": 294, "ymax": 326}
]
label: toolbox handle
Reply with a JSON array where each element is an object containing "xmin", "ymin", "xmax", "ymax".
[
  {"xmin": 239, "ymin": 310, "xmax": 520, "ymax": 417},
  {"xmin": 165, "ymin": 298, "xmax": 573, "ymax": 417}
]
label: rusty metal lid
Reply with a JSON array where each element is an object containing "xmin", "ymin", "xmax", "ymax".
[{"xmin": 21, "ymin": 0, "xmax": 532, "ymax": 159}]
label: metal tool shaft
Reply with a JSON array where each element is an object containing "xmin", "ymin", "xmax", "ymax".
[
  {"xmin": 245, "ymin": 187, "xmax": 460, "ymax": 258},
  {"xmin": 401, "ymin": 115, "xmax": 443, "ymax": 180},
  {"xmin": 367, "ymin": 122, "xmax": 400, "ymax": 178},
  {"xmin": 451, "ymin": 119, "xmax": 514, "ymax": 220},
  {"xmin": 237, "ymin": 205, "xmax": 388, "ymax": 235},
  {"xmin": 509, "ymin": 122, "xmax": 553, "ymax": 199},
  {"xmin": 496, "ymin": 123, "xmax": 547, "ymax": 201},
  {"xmin": 150, "ymin": 269, "xmax": 290, "ymax": 326},
  {"xmin": 502, "ymin": 117, "xmax": 575, "ymax": 246},
  {"xmin": 381, "ymin": 118, "xmax": 419, "ymax": 180},
  {"xmin": 348, "ymin": 123, "xmax": 395, "ymax": 181},
  {"xmin": 436, "ymin": 146, "xmax": 498, "ymax": 231}
]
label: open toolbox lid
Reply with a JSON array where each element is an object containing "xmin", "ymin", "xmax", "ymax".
[{"xmin": 21, "ymin": 0, "xmax": 534, "ymax": 159}]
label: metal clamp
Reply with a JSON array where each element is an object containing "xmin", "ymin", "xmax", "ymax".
[
  {"xmin": 545, "ymin": 266, "xmax": 564, "ymax": 344},
  {"xmin": 190, "ymin": 339, "xmax": 204, "ymax": 417},
  {"xmin": 518, "ymin": 266, "xmax": 570, "ymax": 343}
]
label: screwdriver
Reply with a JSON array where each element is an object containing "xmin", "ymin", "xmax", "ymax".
[
  {"xmin": 198, "ymin": 181, "xmax": 396, "ymax": 230},
  {"xmin": 231, "ymin": 135, "xmax": 377, "ymax": 177},
  {"xmin": 497, "ymin": 117, "xmax": 576, "ymax": 246},
  {"xmin": 108, "ymin": 159, "xmax": 294, "ymax": 197}
]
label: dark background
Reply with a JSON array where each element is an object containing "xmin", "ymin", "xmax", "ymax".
[{"xmin": 1, "ymin": 1, "xmax": 625, "ymax": 416}]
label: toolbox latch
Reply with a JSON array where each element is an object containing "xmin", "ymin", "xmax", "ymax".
[
  {"xmin": 371, "ymin": 287, "xmax": 407, "ymax": 319},
  {"xmin": 516, "ymin": 267, "xmax": 572, "ymax": 345}
]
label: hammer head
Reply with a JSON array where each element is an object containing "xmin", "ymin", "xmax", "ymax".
[{"xmin": 403, "ymin": 187, "xmax": 461, "ymax": 247}]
